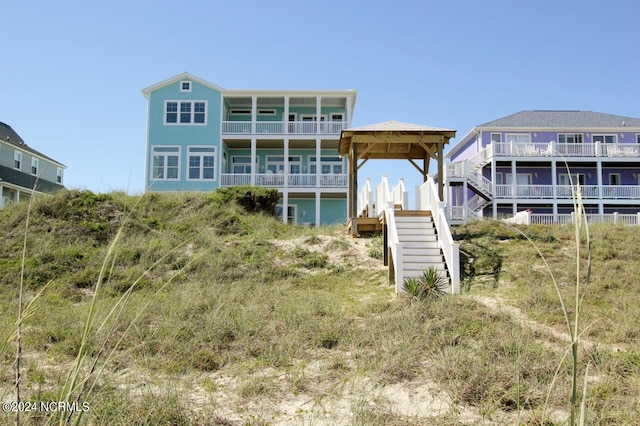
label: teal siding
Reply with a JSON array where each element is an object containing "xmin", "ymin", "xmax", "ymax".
[
  {"xmin": 320, "ymin": 199, "xmax": 347, "ymax": 225},
  {"xmin": 279, "ymin": 198, "xmax": 346, "ymax": 225},
  {"xmin": 146, "ymin": 79, "xmax": 222, "ymax": 191}
]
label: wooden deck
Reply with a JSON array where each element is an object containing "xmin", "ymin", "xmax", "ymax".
[
  {"xmin": 347, "ymin": 216, "xmax": 384, "ymax": 236},
  {"xmin": 348, "ymin": 210, "xmax": 432, "ymax": 236}
]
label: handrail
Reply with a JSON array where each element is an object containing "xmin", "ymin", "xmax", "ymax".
[
  {"xmin": 375, "ymin": 175, "xmax": 390, "ymax": 217},
  {"xmin": 384, "ymin": 202, "xmax": 404, "ymax": 293},
  {"xmin": 390, "ymin": 178, "xmax": 409, "ymax": 210},
  {"xmin": 467, "ymin": 170, "xmax": 493, "ymax": 196},
  {"xmin": 418, "ymin": 177, "xmax": 460, "ymax": 294},
  {"xmin": 358, "ymin": 178, "xmax": 374, "ymax": 217}
]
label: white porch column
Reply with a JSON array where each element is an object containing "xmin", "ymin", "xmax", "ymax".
[
  {"xmin": 316, "ymin": 96, "xmax": 321, "ymax": 134},
  {"xmin": 551, "ymin": 159, "xmax": 557, "ymax": 200},
  {"xmin": 346, "ymin": 94, "xmax": 353, "ymax": 127},
  {"xmin": 282, "ymin": 191, "xmax": 288, "ymax": 224},
  {"xmin": 250, "ymin": 138, "xmax": 257, "ymax": 186},
  {"xmin": 462, "ymin": 181, "xmax": 468, "ymax": 222},
  {"xmin": 284, "ymin": 138, "xmax": 289, "ymax": 187},
  {"xmin": 511, "ymin": 160, "xmax": 517, "ymax": 199},
  {"xmin": 315, "ymin": 191, "xmax": 321, "ymax": 227},
  {"xmin": 251, "ymin": 96, "xmax": 257, "ymax": 133},
  {"xmin": 597, "ymin": 161, "xmax": 603, "ymax": 214},
  {"xmin": 284, "ymin": 96, "xmax": 290, "ymax": 134},
  {"xmin": 491, "ymin": 158, "xmax": 497, "ymax": 200},
  {"xmin": 315, "ymin": 138, "xmax": 321, "ymax": 188}
]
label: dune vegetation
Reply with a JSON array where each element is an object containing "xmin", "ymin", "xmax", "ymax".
[{"xmin": 0, "ymin": 189, "xmax": 638, "ymax": 425}]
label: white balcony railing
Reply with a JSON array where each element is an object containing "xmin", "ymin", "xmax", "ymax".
[
  {"xmin": 220, "ymin": 173, "xmax": 348, "ymax": 188},
  {"xmin": 222, "ymin": 121, "xmax": 347, "ymax": 135},
  {"xmin": 510, "ymin": 212, "xmax": 640, "ymax": 226},
  {"xmin": 494, "ymin": 184, "xmax": 640, "ymax": 200},
  {"xmin": 492, "ymin": 142, "xmax": 640, "ymax": 158}
]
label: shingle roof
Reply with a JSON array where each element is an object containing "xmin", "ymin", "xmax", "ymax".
[
  {"xmin": 478, "ymin": 110, "xmax": 640, "ymax": 129},
  {"xmin": 0, "ymin": 121, "xmax": 65, "ymax": 166},
  {"xmin": 345, "ymin": 120, "xmax": 455, "ymax": 133}
]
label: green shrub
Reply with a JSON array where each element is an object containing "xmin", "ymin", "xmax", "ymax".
[
  {"xmin": 402, "ymin": 267, "xmax": 449, "ymax": 301},
  {"xmin": 209, "ymin": 186, "xmax": 279, "ymax": 215}
]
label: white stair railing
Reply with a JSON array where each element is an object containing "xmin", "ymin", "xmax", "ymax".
[
  {"xmin": 467, "ymin": 169, "xmax": 493, "ymax": 196},
  {"xmin": 384, "ymin": 202, "xmax": 404, "ymax": 294},
  {"xmin": 390, "ymin": 178, "xmax": 409, "ymax": 210},
  {"xmin": 417, "ymin": 177, "xmax": 460, "ymax": 294},
  {"xmin": 358, "ymin": 178, "xmax": 374, "ymax": 217},
  {"xmin": 375, "ymin": 175, "xmax": 391, "ymax": 216}
]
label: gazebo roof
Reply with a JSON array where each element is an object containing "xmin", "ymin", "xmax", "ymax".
[{"xmin": 339, "ymin": 120, "xmax": 456, "ymax": 159}]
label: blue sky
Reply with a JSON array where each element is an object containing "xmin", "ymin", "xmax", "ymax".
[{"xmin": 2, "ymin": 0, "xmax": 639, "ymax": 196}]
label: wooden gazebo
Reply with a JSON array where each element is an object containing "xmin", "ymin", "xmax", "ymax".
[{"xmin": 339, "ymin": 120, "xmax": 456, "ymax": 224}]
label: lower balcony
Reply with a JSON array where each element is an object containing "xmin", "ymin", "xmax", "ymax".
[
  {"xmin": 495, "ymin": 184, "xmax": 640, "ymax": 199},
  {"xmin": 220, "ymin": 173, "xmax": 348, "ymax": 188}
]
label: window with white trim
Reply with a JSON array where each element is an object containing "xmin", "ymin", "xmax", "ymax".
[
  {"xmin": 592, "ymin": 134, "xmax": 617, "ymax": 144},
  {"xmin": 309, "ymin": 156, "xmax": 343, "ymax": 174},
  {"xmin": 165, "ymin": 101, "xmax": 207, "ymax": 124},
  {"xmin": 14, "ymin": 151, "xmax": 21, "ymax": 170},
  {"xmin": 151, "ymin": 146, "xmax": 180, "ymax": 180},
  {"xmin": 258, "ymin": 109, "xmax": 276, "ymax": 116},
  {"xmin": 505, "ymin": 134, "xmax": 531, "ymax": 144},
  {"xmin": 505, "ymin": 173, "xmax": 532, "ymax": 185},
  {"xmin": 56, "ymin": 167, "xmax": 64, "ymax": 184},
  {"xmin": 232, "ymin": 156, "xmax": 257, "ymax": 174},
  {"xmin": 491, "ymin": 133, "xmax": 502, "ymax": 143},
  {"xmin": 31, "ymin": 158, "xmax": 39, "ymax": 175},
  {"xmin": 636, "ymin": 134, "xmax": 640, "ymax": 144},
  {"xmin": 180, "ymin": 81, "xmax": 192, "ymax": 92},
  {"xmin": 558, "ymin": 133, "xmax": 583, "ymax": 144},
  {"xmin": 188, "ymin": 147, "xmax": 216, "ymax": 180}
]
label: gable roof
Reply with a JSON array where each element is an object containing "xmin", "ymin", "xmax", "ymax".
[
  {"xmin": 141, "ymin": 72, "xmax": 226, "ymax": 98},
  {"xmin": 0, "ymin": 121, "xmax": 66, "ymax": 167},
  {"xmin": 479, "ymin": 110, "xmax": 640, "ymax": 129},
  {"xmin": 446, "ymin": 110, "xmax": 640, "ymax": 158}
]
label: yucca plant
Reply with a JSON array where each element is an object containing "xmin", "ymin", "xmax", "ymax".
[{"xmin": 402, "ymin": 266, "xmax": 449, "ymax": 301}]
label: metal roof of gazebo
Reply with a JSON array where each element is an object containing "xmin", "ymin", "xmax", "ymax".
[{"xmin": 339, "ymin": 120, "xmax": 456, "ymax": 220}]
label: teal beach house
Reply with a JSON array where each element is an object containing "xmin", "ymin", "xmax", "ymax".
[{"xmin": 142, "ymin": 72, "xmax": 357, "ymax": 226}]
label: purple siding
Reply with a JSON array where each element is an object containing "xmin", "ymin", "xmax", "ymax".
[{"xmin": 450, "ymin": 135, "xmax": 478, "ymax": 162}]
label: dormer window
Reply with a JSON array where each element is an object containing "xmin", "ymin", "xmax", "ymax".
[{"xmin": 180, "ymin": 81, "xmax": 192, "ymax": 92}]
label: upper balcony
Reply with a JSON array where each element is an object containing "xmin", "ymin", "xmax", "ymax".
[
  {"xmin": 493, "ymin": 142, "xmax": 640, "ymax": 158},
  {"xmin": 221, "ymin": 121, "xmax": 347, "ymax": 136}
]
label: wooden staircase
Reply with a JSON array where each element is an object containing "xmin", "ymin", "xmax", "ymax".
[{"xmin": 392, "ymin": 211, "xmax": 451, "ymax": 290}]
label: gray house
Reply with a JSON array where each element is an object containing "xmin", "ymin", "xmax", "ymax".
[
  {"xmin": 0, "ymin": 121, "xmax": 66, "ymax": 208},
  {"xmin": 445, "ymin": 110, "xmax": 640, "ymax": 224}
]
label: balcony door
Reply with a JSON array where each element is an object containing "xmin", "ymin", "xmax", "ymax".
[
  {"xmin": 300, "ymin": 114, "xmax": 326, "ymax": 133},
  {"xmin": 266, "ymin": 156, "xmax": 301, "ymax": 174},
  {"xmin": 276, "ymin": 204, "xmax": 297, "ymax": 224}
]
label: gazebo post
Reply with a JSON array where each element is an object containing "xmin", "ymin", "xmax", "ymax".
[
  {"xmin": 437, "ymin": 143, "xmax": 444, "ymax": 201},
  {"xmin": 350, "ymin": 142, "xmax": 358, "ymax": 235}
]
